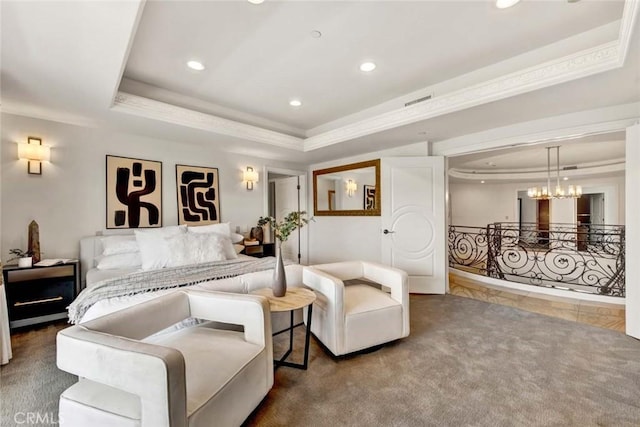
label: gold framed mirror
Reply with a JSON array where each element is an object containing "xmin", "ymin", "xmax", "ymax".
[{"xmin": 313, "ymin": 159, "xmax": 380, "ymax": 216}]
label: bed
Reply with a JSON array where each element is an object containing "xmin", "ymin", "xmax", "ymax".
[{"xmin": 75, "ymin": 225, "xmax": 303, "ymax": 327}]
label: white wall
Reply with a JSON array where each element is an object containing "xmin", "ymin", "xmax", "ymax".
[
  {"xmin": 625, "ymin": 124, "xmax": 639, "ymax": 339},
  {"xmin": 517, "ymin": 190, "xmax": 537, "ymax": 224},
  {"xmin": 1, "ymin": 113, "xmax": 303, "ymax": 262},
  {"xmin": 449, "ymin": 176, "xmax": 625, "ymax": 228},
  {"xmin": 307, "ymin": 142, "xmax": 430, "ymax": 264}
]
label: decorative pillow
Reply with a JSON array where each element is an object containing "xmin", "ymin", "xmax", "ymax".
[
  {"xmin": 135, "ymin": 226, "xmax": 187, "ymax": 270},
  {"xmin": 183, "ymin": 231, "xmax": 237, "ymax": 260},
  {"xmin": 222, "ymin": 236, "xmax": 239, "ymax": 260},
  {"xmin": 101, "ymin": 235, "xmax": 139, "ymax": 256},
  {"xmin": 229, "ymin": 232, "xmax": 244, "ymax": 244},
  {"xmin": 188, "ymin": 223, "xmax": 244, "ymax": 244},
  {"xmin": 96, "ymin": 253, "xmax": 142, "ymax": 270},
  {"xmin": 188, "ymin": 222, "xmax": 231, "ymax": 236},
  {"xmin": 166, "ymin": 233, "xmax": 227, "ymax": 267}
]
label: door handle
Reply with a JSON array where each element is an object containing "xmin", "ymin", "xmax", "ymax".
[{"xmin": 383, "ymin": 229, "xmax": 395, "ymax": 235}]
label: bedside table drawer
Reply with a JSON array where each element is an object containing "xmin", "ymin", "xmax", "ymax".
[
  {"xmin": 245, "ymin": 245, "xmax": 264, "ymax": 256},
  {"xmin": 3, "ymin": 261, "xmax": 80, "ymax": 329},
  {"xmin": 7, "ymin": 279, "xmax": 75, "ymax": 321},
  {"xmin": 7, "ymin": 265, "xmax": 74, "ymax": 282}
]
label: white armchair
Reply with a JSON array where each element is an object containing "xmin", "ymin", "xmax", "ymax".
[
  {"xmin": 303, "ymin": 261, "xmax": 409, "ymax": 356},
  {"xmin": 56, "ymin": 290, "xmax": 273, "ymax": 427}
]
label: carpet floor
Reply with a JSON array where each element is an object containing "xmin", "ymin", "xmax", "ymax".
[{"xmin": 1, "ymin": 294, "xmax": 639, "ymax": 427}]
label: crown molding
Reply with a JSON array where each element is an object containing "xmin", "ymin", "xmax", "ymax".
[
  {"xmin": 433, "ymin": 117, "xmax": 638, "ymax": 158},
  {"xmin": 448, "ymin": 161, "xmax": 625, "ymax": 182},
  {"xmin": 618, "ymin": 0, "xmax": 640, "ymax": 64},
  {"xmin": 303, "ymin": 41, "xmax": 621, "ymax": 151},
  {"xmin": 109, "ymin": 2, "xmax": 638, "ymax": 154},
  {"xmin": 304, "ymin": 2, "xmax": 638, "ymax": 152},
  {"xmin": 112, "ymin": 92, "xmax": 304, "ymax": 150}
]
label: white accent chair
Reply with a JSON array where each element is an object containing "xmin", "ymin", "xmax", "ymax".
[
  {"xmin": 56, "ymin": 290, "xmax": 273, "ymax": 427},
  {"xmin": 303, "ymin": 261, "xmax": 409, "ymax": 356}
]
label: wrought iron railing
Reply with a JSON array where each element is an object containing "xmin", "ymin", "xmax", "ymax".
[
  {"xmin": 448, "ymin": 222, "xmax": 625, "ymax": 297},
  {"xmin": 448, "ymin": 225, "xmax": 490, "ymax": 275}
]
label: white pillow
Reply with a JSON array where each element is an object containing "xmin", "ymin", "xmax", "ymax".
[
  {"xmin": 101, "ymin": 235, "xmax": 139, "ymax": 256},
  {"xmin": 188, "ymin": 223, "xmax": 244, "ymax": 243},
  {"xmin": 166, "ymin": 233, "xmax": 227, "ymax": 267},
  {"xmin": 184, "ymin": 231, "xmax": 237, "ymax": 260},
  {"xmin": 135, "ymin": 226, "xmax": 187, "ymax": 270},
  {"xmin": 222, "ymin": 236, "xmax": 238, "ymax": 260},
  {"xmin": 229, "ymin": 232, "xmax": 244, "ymax": 244},
  {"xmin": 96, "ymin": 253, "xmax": 142, "ymax": 270},
  {"xmin": 188, "ymin": 222, "xmax": 231, "ymax": 235}
]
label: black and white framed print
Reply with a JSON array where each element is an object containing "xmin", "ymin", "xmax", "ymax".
[
  {"xmin": 106, "ymin": 155, "xmax": 162, "ymax": 229},
  {"xmin": 364, "ymin": 185, "xmax": 376, "ymax": 211},
  {"xmin": 176, "ymin": 164, "xmax": 220, "ymax": 225}
]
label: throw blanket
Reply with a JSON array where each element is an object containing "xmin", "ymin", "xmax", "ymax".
[{"xmin": 68, "ymin": 257, "xmax": 282, "ymax": 324}]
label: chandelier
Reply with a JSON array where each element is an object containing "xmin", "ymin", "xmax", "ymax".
[{"xmin": 527, "ymin": 146, "xmax": 582, "ymax": 200}]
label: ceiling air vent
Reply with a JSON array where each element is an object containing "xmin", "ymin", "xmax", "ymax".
[
  {"xmin": 405, "ymin": 94, "xmax": 432, "ymax": 107},
  {"xmin": 563, "ymin": 166, "xmax": 578, "ymax": 170}
]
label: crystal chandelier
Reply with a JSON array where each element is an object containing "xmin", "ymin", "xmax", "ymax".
[{"xmin": 527, "ymin": 146, "xmax": 582, "ymax": 200}]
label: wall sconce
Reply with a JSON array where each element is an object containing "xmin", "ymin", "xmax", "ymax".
[
  {"xmin": 243, "ymin": 166, "xmax": 259, "ymax": 191},
  {"xmin": 18, "ymin": 137, "xmax": 50, "ymax": 175},
  {"xmin": 346, "ymin": 179, "xmax": 357, "ymax": 197}
]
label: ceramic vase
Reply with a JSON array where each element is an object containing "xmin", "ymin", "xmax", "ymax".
[{"xmin": 272, "ymin": 242, "xmax": 287, "ymax": 297}]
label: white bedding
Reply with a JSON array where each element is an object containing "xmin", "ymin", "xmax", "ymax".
[
  {"xmin": 79, "ymin": 234, "xmax": 303, "ymax": 330},
  {"xmin": 84, "ymin": 254, "xmax": 256, "ymax": 288},
  {"xmin": 80, "ymin": 263, "xmax": 303, "ymax": 323},
  {"xmin": 86, "ymin": 267, "xmax": 139, "ymax": 288}
]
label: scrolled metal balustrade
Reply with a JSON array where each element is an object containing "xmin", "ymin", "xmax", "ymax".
[{"xmin": 448, "ymin": 222, "xmax": 625, "ymax": 297}]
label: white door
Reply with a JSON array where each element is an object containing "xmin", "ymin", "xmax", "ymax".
[
  {"xmin": 274, "ymin": 175, "xmax": 307, "ymax": 264},
  {"xmin": 381, "ymin": 157, "xmax": 446, "ymax": 294}
]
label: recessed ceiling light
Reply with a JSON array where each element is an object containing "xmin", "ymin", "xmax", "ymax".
[
  {"xmin": 310, "ymin": 30, "xmax": 322, "ymax": 39},
  {"xmin": 187, "ymin": 60, "xmax": 205, "ymax": 71},
  {"xmin": 360, "ymin": 62, "xmax": 376, "ymax": 72},
  {"xmin": 563, "ymin": 176, "xmax": 569, "ymax": 181},
  {"xmin": 486, "ymin": 161, "xmax": 497, "ymax": 167},
  {"xmin": 496, "ymin": 0, "xmax": 521, "ymax": 8},
  {"xmin": 481, "ymin": 180, "xmax": 486, "ymax": 184},
  {"xmin": 248, "ymin": 0, "xmax": 264, "ymax": 4},
  {"xmin": 289, "ymin": 99, "xmax": 302, "ymax": 107},
  {"xmin": 417, "ymin": 131, "xmax": 427, "ymax": 136}
]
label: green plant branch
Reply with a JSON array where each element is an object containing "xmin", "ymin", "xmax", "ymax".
[{"xmin": 257, "ymin": 211, "xmax": 313, "ymax": 242}]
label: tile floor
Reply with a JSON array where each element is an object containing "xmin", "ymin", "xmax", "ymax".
[{"xmin": 449, "ymin": 272, "xmax": 625, "ymax": 332}]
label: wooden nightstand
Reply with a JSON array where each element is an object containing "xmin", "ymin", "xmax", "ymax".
[
  {"xmin": 2, "ymin": 261, "xmax": 80, "ymax": 329},
  {"xmin": 243, "ymin": 242, "xmax": 275, "ymax": 258}
]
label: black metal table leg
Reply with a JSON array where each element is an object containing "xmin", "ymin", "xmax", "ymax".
[{"xmin": 273, "ymin": 305, "xmax": 313, "ymax": 370}]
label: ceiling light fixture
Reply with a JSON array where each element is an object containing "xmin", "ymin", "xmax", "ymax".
[
  {"xmin": 310, "ymin": 30, "xmax": 322, "ymax": 38},
  {"xmin": 496, "ymin": 0, "xmax": 521, "ymax": 8},
  {"xmin": 360, "ymin": 62, "xmax": 376, "ymax": 72},
  {"xmin": 247, "ymin": 0, "xmax": 264, "ymax": 4},
  {"xmin": 186, "ymin": 60, "xmax": 205, "ymax": 71},
  {"xmin": 527, "ymin": 146, "xmax": 582, "ymax": 200},
  {"xmin": 289, "ymin": 100, "xmax": 302, "ymax": 107}
]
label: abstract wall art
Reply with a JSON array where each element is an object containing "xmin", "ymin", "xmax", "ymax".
[
  {"xmin": 364, "ymin": 185, "xmax": 376, "ymax": 211},
  {"xmin": 106, "ymin": 155, "xmax": 162, "ymax": 229},
  {"xmin": 176, "ymin": 164, "xmax": 220, "ymax": 225}
]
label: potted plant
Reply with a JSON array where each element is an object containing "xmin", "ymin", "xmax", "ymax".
[
  {"xmin": 257, "ymin": 211, "xmax": 311, "ymax": 297},
  {"xmin": 9, "ymin": 248, "xmax": 34, "ymax": 268}
]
